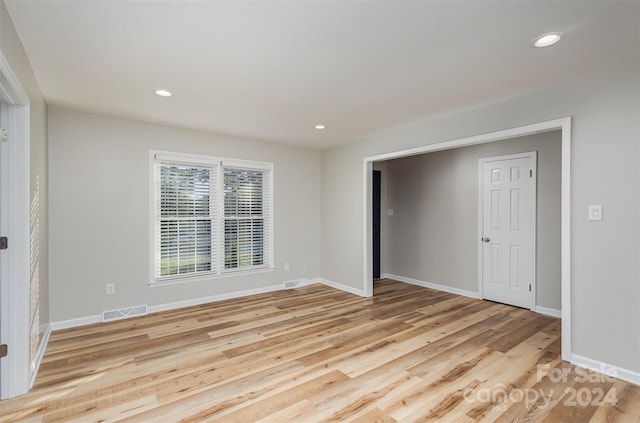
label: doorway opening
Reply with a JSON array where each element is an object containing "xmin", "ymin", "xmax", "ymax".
[
  {"xmin": 372, "ymin": 170, "xmax": 381, "ymax": 279},
  {"xmin": 362, "ymin": 118, "xmax": 571, "ymax": 361}
]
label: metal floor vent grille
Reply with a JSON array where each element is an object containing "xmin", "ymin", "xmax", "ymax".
[
  {"xmin": 283, "ymin": 280, "xmax": 306, "ymax": 289},
  {"xmin": 103, "ymin": 305, "xmax": 148, "ymax": 322}
]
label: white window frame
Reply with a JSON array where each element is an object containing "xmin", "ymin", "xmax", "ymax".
[{"xmin": 149, "ymin": 150, "xmax": 274, "ymax": 286}]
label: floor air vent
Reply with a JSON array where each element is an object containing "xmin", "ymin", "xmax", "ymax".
[
  {"xmin": 103, "ymin": 305, "xmax": 148, "ymax": 322},
  {"xmin": 284, "ymin": 280, "xmax": 305, "ymax": 289}
]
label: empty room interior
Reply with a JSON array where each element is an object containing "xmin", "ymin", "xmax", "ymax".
[{"xmin": 0, "ymin": 1, "xmax": 639, "ymax": 422}]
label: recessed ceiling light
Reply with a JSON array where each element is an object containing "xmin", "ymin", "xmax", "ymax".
[
  {"xmin": 314, "ymin": 124, "xmax": 326, "ymax": 130},
  {"xmin": 154, "ymin": 89, "xmax": 172, "ymax": 97},
  {"xmin": 533, "ymin": 33, "xmax": 563, "ymax": 48}
]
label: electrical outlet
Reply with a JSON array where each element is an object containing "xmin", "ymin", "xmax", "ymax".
[
  {"xmin": 588, "ymin": 205, "xmax": 603, "ymax": 221},
  {"xmin": 106, "ymin": 283, "xmax": 115, "ymax": 295},
  {"xmin": 284, "ymin": 262, "xmax": 290, "ymax": 271}
]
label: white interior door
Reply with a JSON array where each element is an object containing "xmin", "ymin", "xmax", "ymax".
[{"xmin": 480, "ymin": 152, "xmax": 536, "ymax": 309}]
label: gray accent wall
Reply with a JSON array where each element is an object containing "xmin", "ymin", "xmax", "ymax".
[
  {"xmin": 382, "ymin": 131, "xmax": 561, "ymax": 310},
  {"xmin": 321, "ymin": 64, "xmax": 639, "ymax": 374},
  {"xmin": 48, "ymin": 107, "xmax": 322, "ymax": 322}
]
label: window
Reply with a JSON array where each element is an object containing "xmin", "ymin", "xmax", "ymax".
[{"xmin": 151, "ymin": 151, "xmax": 273, "ymax": 284}]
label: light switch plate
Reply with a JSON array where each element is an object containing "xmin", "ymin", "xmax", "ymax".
[
  {"xmin": 588, "ymin": 205, "xmax": 603, "ymax": 221},
  {"xmin": 387, "ymin": 209, "xmax": 394, "ymax": 217}
]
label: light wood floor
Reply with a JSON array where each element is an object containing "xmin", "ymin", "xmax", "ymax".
[{"xmin": 1, "ymin": 279, "xmax": 639, "ymax": 422}]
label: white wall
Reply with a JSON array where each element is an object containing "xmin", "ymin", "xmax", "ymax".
[
  {"xmin": 321, "ymin": 64, "xmax": 639, "ymax": 374},
  {"xmin": 48, "ymin": 107, "xmax": 321, "ymax": 322},
  {"xmin": 382, "ymin": 131, "xmax": 561, "ymax": 310}
]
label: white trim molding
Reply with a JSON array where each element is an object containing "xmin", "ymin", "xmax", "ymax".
[
  {"xmin": 51, "ymin": 282, "xmax": 296, "ymax": 330},
  {"xmin": 147, "ymin": 284, "xmax": 283, "ymax": 314},
  {"xmin": 0, "ymin": 54, "xmax": 29, "ymax": 105},
  {"xmin": 315, "ymin": 278, "xmax": 366, "ymax": 297},
  {"xmin": 28, "ymin": 324, "xmax": 51, "ymax": 389},
  {"xmin": 571, "ymin": 353, "xmax": 640, "ymax": 386},
  {"xmin": 559, "ymin": 118, "xmax": 572, "ymax": 363},
  {"xmin": 384, "ymin": 273, "xmax": 561, "ymax": 318},
  {"xmin": 383, "ymin": 273, "xmax": 479, "ymax": 299},
  {"xmin": 362, "ymin": 161, "xmax": 374, "ymax": 297},
  {"xmin": 534, "ymin": 306, "xmax": 562, "ymax": 318},
  {"xmin": 50, "ymin": 315, "xmax": 102, "ymax": 331}
]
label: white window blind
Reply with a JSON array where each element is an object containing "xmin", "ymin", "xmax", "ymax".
[
  {"xmin": 152, "ymin": 152, "xmax": 272, "ymax": 283},
  {"xmin": 223, "ymin": 166, "xmax": 272, "ymax": 271}
]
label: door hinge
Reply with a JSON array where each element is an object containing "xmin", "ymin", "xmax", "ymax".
[
  {"xmin": 529, "ymin": 284, "xmax": 532, "ymax": 292},
  {"xmin": 0, "ymin": 128, "xmax": 7, "ymax": 142},
  {"xmin": 0, "ymin": 237, "xmax": 7, "ymax": 250},
  {"xmin": 0, "ymin": 344, "xmax": 7, "ymax": 358},
  {"xmin": 530, "ymin": 169, "xmax": 533, "ymax": 177}
]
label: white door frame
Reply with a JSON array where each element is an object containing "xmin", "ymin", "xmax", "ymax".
[
  {"xmin": 362, "ymin": 117, "xmax": 571, "ymax": 362},
  {"xmin": 478, "ymin": 151, "xmax": 537, "ymax": 310},
  {"xmin": 0, "ymin": 52, "xmax": 31, "ymax": 399}
]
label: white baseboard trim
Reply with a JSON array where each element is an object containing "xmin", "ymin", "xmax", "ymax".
[
  {"xmin": 534, "ymin": 305, "xmax": 562, "ymax": 318},
  {"xmin": 50, "ymin": 314, "xmax": 102, "ymax": 331},
  {"xmin": 383, "ymin": 273, "xmax": 479, "ymax": 299},
  {"xmin": 148, "ymin": 284, "xmax": 283, "ymax": 314},
  {"xmin": 28, "ymin": 324, "xmax": 51, "ymax": 389},
  {"xmin": 314, "ymin": 278, "xmax": 365, "ymax": 297},
  {"xmin": 571, "ymin": 353, "xmax": 640, "ymax": 386},
  {"xmin": 50, "ymin": 284, "xmax": 286, "ymax": 330}
]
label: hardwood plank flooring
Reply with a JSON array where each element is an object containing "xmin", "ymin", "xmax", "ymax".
[{"xmin": 1, "ymin": 279, "xmax": 639, "ymax": 422}]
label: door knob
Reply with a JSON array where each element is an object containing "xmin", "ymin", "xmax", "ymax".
[{"xmin": 482, "ymin": 237, "xmax": 490, "ymax": 242}]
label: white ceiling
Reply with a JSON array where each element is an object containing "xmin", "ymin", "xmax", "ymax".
[{"xmin": 5, "ymin": 1, "xmax": 639, "ymax": 149}]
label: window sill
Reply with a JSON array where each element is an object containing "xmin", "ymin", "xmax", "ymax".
[{"xmin": 149, "ymin": 266, "xmax": 275, "ymax": 288}]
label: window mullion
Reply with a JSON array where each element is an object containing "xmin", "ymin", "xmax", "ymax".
[{"xmin": 216, "ymin": 163, "xmax": 223, "ymax": 275}]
